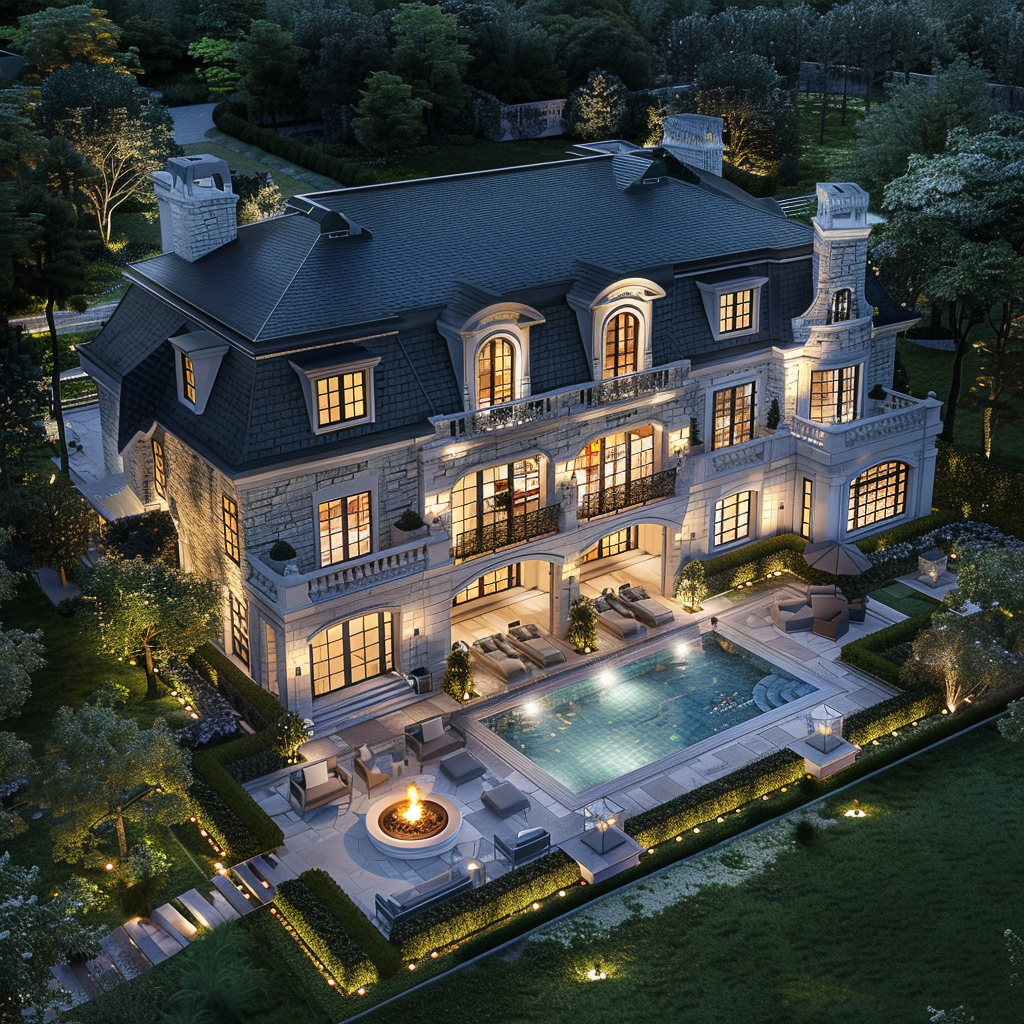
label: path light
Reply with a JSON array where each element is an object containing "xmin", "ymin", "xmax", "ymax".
[
  {"xmin": 357, "ymin": 988, "xmax": 366, "ymax": 996},
  {"xmin": 585, "ymin": 967, "xmax": 607, "ymax": 981},
  {"xmin": 532, "ymin": 902, "xmax": 541, "ymax": 911},
  {"xmin": 430, "ymin": 951, "xmax": 439, "ymax": 959},
  {"xmin": 844, "ymin": 798, "xmax": 867, "ymax": 819},
  {"xmin": 408, "ymin": 963, "xmax": 416, "ymax": 972},
  {"xmin": 104, "ymin": 863, "xmax": 114, "ymax": 871},
  {"xmin": 558, "ymin": 890, "xmax": 566, "ymax": 897},
  {"xmin": 693, "ymin": 827, "xmax": 700, "ymax": 833},
  {"xmin": 717, "ymin": 816, "xmax": 725, "ymax": 823}
]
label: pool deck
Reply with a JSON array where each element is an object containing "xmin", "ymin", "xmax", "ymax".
[{"xmin": 244, "ymin": 581, "xmax": 903, "ymax": 922}]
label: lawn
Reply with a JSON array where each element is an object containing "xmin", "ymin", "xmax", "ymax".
[
  {"xmin": 867, "ymin": 581, "xmax": 942, "ymax": 618},
  {"xmin": 777, "ymin": 93, "xmax": 864, "ymax": 201},
  {"xmin": 181, "ymin": 140, "xmax": 329, "ymax": 198},
  {"xmin": 379, "ymin": 726, "xmax": 1023, "ymax": 1024}
]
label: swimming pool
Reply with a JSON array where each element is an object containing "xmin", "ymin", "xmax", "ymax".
[{"xmin": 480, "ymin": 634, "xmax": 816, "ymax": 793}]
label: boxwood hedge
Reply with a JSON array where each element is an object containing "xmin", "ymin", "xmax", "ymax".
[
  {"xmin": 838, "ymin": 611, "xmax": 935, "ymax": 687},
  {"xmin": 190, "ymin": 645, "xmax": 284, "ymax": 731}
]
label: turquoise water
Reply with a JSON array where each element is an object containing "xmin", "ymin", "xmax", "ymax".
[{"xmin": 480, "ymin": 634, "xmax": 814, "ymax": 793}]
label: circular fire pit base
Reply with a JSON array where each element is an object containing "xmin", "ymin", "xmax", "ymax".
[{"xmin": 365, "ymin": 792, "xmax": 463, "ymax": 860}]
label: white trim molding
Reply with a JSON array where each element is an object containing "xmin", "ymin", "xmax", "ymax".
[
  {"xmin": 169, "ymin": 330, "xmax": 230, "ymax": 415},
  {"xmin": 695, "ymin": 275, "xmax": 769, "ymax": 343}
]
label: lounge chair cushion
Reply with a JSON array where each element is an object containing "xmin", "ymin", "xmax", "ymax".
[
  {"xmin": 477, "ymin": 637, "xmax": 496, "ymax": 653},
  {"xmin": 358, "ymin": 744, "xmax": 373, "ymax": 766},
  {"xmin": 303, "ymin": 760, "xmax": 329, "ymax": 789},
  {"xmin": 420, "ymin": 717, "xmax": 446, "ymax": 744},
  {"xmin": 440, "ymin": 750, "xmax": 487, "ymax": 786},
  {"xmin": 481, "ymin": 781, "xmax": 531, "ymax": 819}
]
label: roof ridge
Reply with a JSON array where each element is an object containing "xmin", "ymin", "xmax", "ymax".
[{"xmin": 253, "ymin": 230, "xmax": 323, "ymax": 342}]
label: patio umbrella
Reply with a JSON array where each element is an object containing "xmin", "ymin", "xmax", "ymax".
[{"xmin": 802, "ymin": 539, "xmax": 872, "ymax": 576}]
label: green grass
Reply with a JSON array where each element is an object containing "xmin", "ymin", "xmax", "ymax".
[
  {"xmin": 181, "ymin": 141, "xmax": 321, "ymax": 198},
  {"xmin": 778, "ymin": 94, "xmax": 864, "ymax": 200},
  {"xmin": 868, "ymin": 582, "xmax": 943, "ymax": 618},
  {"xmin": 382, "ymin": 726, "xmax": 1023, "ymax": 1024}
]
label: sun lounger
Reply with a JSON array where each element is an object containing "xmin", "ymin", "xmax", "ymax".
[
  {"xmin": 472, "ymin": 635, "xmax": 530, "ymax": 682},
  {"xmin": 505, "ymin": 623, "xmax": 567, "ymax": 667},
  {"xmin": 616, "ymin": 584, "xmax": 675, "ymax": 627},
  {"xmin": 593, "ymin": 596, "xmax": 644, "ymax": 640}
]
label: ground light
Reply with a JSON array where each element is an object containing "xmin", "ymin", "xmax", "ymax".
[
  {"xmin": 844, "ymin": 798, "xmax": 868, "ymax": 819},
  {"xmin": 586, "ymin": 968, "xmax": 607, "ymax": 981}
]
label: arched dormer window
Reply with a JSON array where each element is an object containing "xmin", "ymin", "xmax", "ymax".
[
  {"xmin": 603, "ymin": 312, "xmax": 639, "ymax": 379},
  {"xmin": 827, "ymin": 289, "xmax": 852, "ymax": 324},
  {"xmin": 476, "ymin": 336, "xmax": 516, "ymax": 408}
]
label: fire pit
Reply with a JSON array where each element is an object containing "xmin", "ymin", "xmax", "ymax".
[{"xmin": 365, "ymin": 784, "xmax": 463, "ymax": 860}]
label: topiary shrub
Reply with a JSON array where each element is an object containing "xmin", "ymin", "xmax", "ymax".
[
  {"xmin": 565, "ymin": 596, "xmax": 598, "ymax": 652},
  {"xmin": 766, "ymin": 397, "xmax": 780, "ymax": 430},
  {"xmin": 394, "ymin": 509, "xmax": 425, "ymax": 532},
  {"xmin": 269, "ymin": 540, "xmax": 296, "ymax": 561},
  {"xmin": 273, "ymin": 710, "xmax": 312, "ymax": 762},
  {"xmin": 442, "ymin": 643, "xmax": 476, "ymax": 701}
]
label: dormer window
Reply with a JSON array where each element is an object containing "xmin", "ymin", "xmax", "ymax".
[
  {"xmin": 719, "ymin": 290, "xmax": 754, "ymax": 335},
  {"xmin": 696, "ymin": 273, "xmax": 768, "ymax": 342},
  {"xmin": 603, "ymin": 312, "xmax": 639, "ymax": 379},
  {"xmin": 170, "ymin": 330, "xmax": 230, "ymax": 414},
  {"xmin": 181, "ymin": 353, "xmax": 196, "ymax": 404},
  {"xmin": 827, "ymin": 289, "xmax": 852, "ymax": 324},
  {"xmin": 290, "ymin": 345, "xmax": 380, "ymax": 435},
  {"xmin": 476, "ymin": 336, "xmax": 515, "ymax": 408}
]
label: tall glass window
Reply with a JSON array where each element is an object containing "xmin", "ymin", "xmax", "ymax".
[
  {"xmin": 801, "ymin": 478, "xmax": 813, "ymax": 540},
  {"xmin": 828, "ymin": 288, "xmax": 852, "ymax": 324},
  {"xmin": 575, "ymin": 427, "xmax": 654, "ymax": 503},
  {"xmin": 603, "ymin": 311, "xmax": 639, "ymax": 379},
  {"xmin": 476, "ymin": 337, "xmax": 515, "ymax": 408},
  {"xmin": 712, "ymin": 382, "xmax": 756, "ymax": 450},
  {"xmin": 451, "ymin": 459, "xmax": 541, "ymax": 557},
  {"xmin": 311, "ymin": 612, "xmax": 394, "ymax": 696},
  {"xmin": 810, "ymin": 365, "xmax": 859, "ymax": 424},
  {"xmin": 582, "ymin": 526, "xmax": 639, "ymax": 562},
  {"xmin": 151, "ymin": 439, "xmax": 166, "ymax": 499},
  {"xmin": 452, "ymin": 564, "xmax": 521, "ymax": 605},
  {"xmin": 714, "ymin": 491, "xmax": 752, "ymax": 546},
  {"xmin": 221, "ymin": 495, "xmax": 240, "ymax": 564},
  {"xmin": 718, "ymin": 290, "xmax": 754, "ymax": 334},
  {"xmin": 181, "ymin": 353, "xmax": 196, "ymax": 404},
  {"xmin": 848, "ymin": 462, "xmax": 908, "ymax": 531},
  {"xmin": 229, "ymin": 593, "xmax": 249, "ymax": 667},
  {"xmin": 318, "ymin": 491, "xmax": 372, "ymax": 566}
]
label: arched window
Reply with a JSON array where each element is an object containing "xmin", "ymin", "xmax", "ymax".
[
  {"xmin": 310, "ymin": 612, "xmax": 394, "ymax": 697},
  {"xmin": 476, "ymin": 336, "xmax": 515, "ymax": 408},
  {"xmin": 827, "ymin": 289, "xmax": 852, "ymax": 324},
  {"xmin": 847, "ymin": 461, "xmax": 908, "ymax": 531},
  {"xmin": 603, "ymin": 312, "xmax": 639, "ymax": 379}
]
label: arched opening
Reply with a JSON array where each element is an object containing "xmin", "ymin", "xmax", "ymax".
[
  {"xmin": 309, "ymin": 611, "xmax": 395, "ymax": 699},
  {"xmin": 574, "ymin": 425, "xmax": 674, "ymax": 520},
  {"xmin": 847, "ymin": 461, "xmax": 908, "ymax": 532},
  {"xmin": 603, "ymin": 311, "xmax": 639, "ymax": 379},
  {"xmin": 476, "ymin": 335, "xmax": 515, "ymax": 408},
  {"xmin": 578, "ymin": 522, "xmax": 667, "ymax": 597},
  {"xmin": 827, "ymin": 288, "xmax": 852, "ymax": 324}
]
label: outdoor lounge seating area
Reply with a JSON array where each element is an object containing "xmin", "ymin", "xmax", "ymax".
[
  {"xmin": 769, "ymin": 585, "xmax": 856, "ymax": 641},
  {"xmin": 604, "ymin": 585, "xmax": 675, "ymax": 627},
  {"xmin": 505, "ymin": 622, "xmax": 567, "ymax": 667},
  {"xmin": 374, "ymin": 861, "xmax": 474, "ymax": 932},
  {"xmin": 405, "ymin": 715, "xmax": 466, "ymax": 764},
  {"xmin": 288, "ymin": 758, "xmax": 352, "ymax": 817},
  {"xmin": 594, "ymin": 595, "xmax": 646, "ymax": 639},
  {"xmin": 471, "ymin": 635, "xmax": 531, "ymax": 682}
]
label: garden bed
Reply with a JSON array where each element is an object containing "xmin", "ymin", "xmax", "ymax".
[{"xmin": 866, "ymin": 581, "xmax": 942, "ymax": 617}]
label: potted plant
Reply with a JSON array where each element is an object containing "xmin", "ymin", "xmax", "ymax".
[
  {"xmin": 765, "ymin": 397, "xmax": 780, "ymax": 430},
  {"xmin": 390, "ymin": 509, "xmax": 428, "ymax": 546},
  {"xmin": 265, "ymin": 539, "xmax": 297, "ymax": 573},
  {"xmin": 442, "ymin": 642, "xmax": 476, "ymax": 701},
  {"xmin": 868, "ymin": 383, "xmax": 888, "ymax": 414},
  {"xmin": 677, "ymin": 559, "xmax": 708, "ymax": 612},
  {"xmin": 565, "ymin": 596, "xmax": 598, "ymax": 653}
]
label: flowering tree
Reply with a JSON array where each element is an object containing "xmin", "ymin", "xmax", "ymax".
[{"xmin": 86, "ymin": 556, "xmax": 221, "ymax": 699}]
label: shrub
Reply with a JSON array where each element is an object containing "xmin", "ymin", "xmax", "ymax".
[
  {"xmin": 442, "ymin": 643, "xmax": 475, "ymax": 702},
  {"xmin": 225, "ymin": 748, "xmax": 289, "ymax": 784},
  {"xmin": 793, "ymin": 819, "xmax": 818, "ymax": 847},
  {"xmin": 268, "ymin": 540, "xmax": 296, "ymax": 561},
  {"xmin": 394, "ymin": 509, "xmax": 425, "ymax": 532},
  {"xmin": 677, "ymin": 559, "xmax": 708, "ymax": 612},
  {"xmin": 843, "ymin": 690, "xmax": 945, "ymax": 745},
  {"xmin": 101, "ymin": 511, "xmax": 178, "ymax": 564},
  {"xmin": 624, "ymin": 749, "xmax": 804, "ymax": 847},
  {"xmin": 296, "ymin": 869, "xmax": 401, "ymax": 979},
  {"xmin": 933, "ymin": 442, "xmax": 1024, "ymax": 538},
  {"xmin": 721, "ymin": 159, "xmax": 778, "ymax": 198},
  {"xmin": 565, "ymin": 595, "xmax": 598, "ymax": 652},
  {"xmin": 389, "ymin": 851, "xmax": 581, "ymax": 960},
  {"xmin": 190, "ymin": 645, "xmax": 285, "ymax": 731},
  {"xmin": 275, "ymin": 878, "xmax": 377, "ymax": 992},
  {"xmin": 839, "ymin": 611, "xmax": 936, "ymax": 687},
  {"xmin": 273, "ymin": 711, "xmax": 312, "ymax": 760},
  {"xmin": 189, "ymin": 778, "xmax": 267, "ymax": 862}
]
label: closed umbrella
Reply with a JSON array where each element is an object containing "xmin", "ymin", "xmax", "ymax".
[{"xmin": 802, "ymin": 539, "xmax": 872, "ymax": 576}]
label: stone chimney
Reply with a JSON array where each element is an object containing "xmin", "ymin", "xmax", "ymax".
[
  {"xmin": 151, "ymin": 155, "xmax": 238, "ymax": 262},
  {"xmin": 807, "ymin": 182, "xmax": 871, "ymax": 323},
  {"xmin": 660, "ymin": 114, "xmax": 724, "ymax": 176}
]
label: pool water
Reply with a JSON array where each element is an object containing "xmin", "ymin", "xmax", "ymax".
[{"xmin": 480, "ymin": 634, "xmax": 815, "ymax": 793}]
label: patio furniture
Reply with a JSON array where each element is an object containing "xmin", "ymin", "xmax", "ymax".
[
  {"xmin": 481, "ymin": 780, "xmax": 530, "ymax": 821},
  {"xmin": 439, "ymin": 749, "xmax": 487, "ymax": 788},
  {"xmin": 613, "ymin": 585, "xmax": 675, "ymax": 627},
  {"xmin": 288, "ymin": 757, "xmax": 352, "ymax": 817},
  {"xmin": 593, "ymin": 596, "xmax": 644, "ymax": 639},
  {"xmin": 802, "ymin": 539, "xmax": 872, "ymax": 576},
  {"xmin": 506, "ymin": 622, "xmax": 567, "ymax": 667},
  {"xmin": 471, "ymin": 635, "xmax": 530, "ymax": 682},
  {"xmin": 810, "ymin": 591, "xmax": 850, "ymax": 640},
  {"xmin": 494, "ymin": 827, "xmax": 551, "ymax": 869},
  {"xmin": 770, "ymin": 596, "xmax": 814, "ymax": 632},
  {"xmin": 375, "ymin": 863, "xmax": 474, "ymax": 932},
  {"xmin": 846, "ymin": 596, "xmax": 867, "ymax": 622},
  {"xmin": 354, "ymin": 749, "xmax": 390, "ymax": 795},
  {"xmin": 405, "ymin": 715, "xmax": 466, "ymax": 763}
]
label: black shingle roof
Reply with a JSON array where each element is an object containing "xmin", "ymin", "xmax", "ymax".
[{"xmin": 132, "ymin": 156, "xmax": 812, "ymax": 343}]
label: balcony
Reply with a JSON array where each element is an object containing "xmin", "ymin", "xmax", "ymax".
[
  {"xmin": 451, "ymin": 503, "xmax": 561, "ymax": 561},
  {"xmin": 429, "ymin": 361, "xmax": 690, "ymax": 443},
  {"xmin": 577, "ymin": 467, "xmax": 678, "ymax": 520}
]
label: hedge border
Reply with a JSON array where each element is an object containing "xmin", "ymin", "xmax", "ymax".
[
  {"xmin": 838, "ymin": 610, "xmax": 935, "ymax": 687},
  {"xmin": 191, "ymin": 644, "xmax": 284, "ymax": 731}
]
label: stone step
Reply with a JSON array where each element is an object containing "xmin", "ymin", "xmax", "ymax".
[
  {"xmin": 250, "ymin": 853, "xmax": 297, "ymax": 889},
  {"xmin": 121, "ymin": 918, "xmax": 172, "ymax": 966},
  {"xmin": 231, "ymin": 861, "xmax": 274, "ymax": 902},
  {"xmin": 752, "ymin": 680, "xmax": 772, "ymax": 712},
  {"xmin": 50, "ymin": 962, "xmax": 88, "ymax": 1003},
  {"xmin": 311, "ymin": 678, "xmax": 417, "ymax": 734},
  {"xmin": 99, "ymin": 927, "xmax": 148, "ymax": 980},
  {"xmin": 177, "ymin": 888, "xmax": 227, "ymax": 930},
  {"xmin": 212, "ymin": 873, "xmax": 256, "ymax": 915},
  {"xmin": 152, "ymin": 903, "xmax": 197, "ymax": 947},
  {"xmin": 209, "ymin": 888, "xmax": 241, "ymax": 923}
]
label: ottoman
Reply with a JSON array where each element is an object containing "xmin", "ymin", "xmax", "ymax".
[
  {"xmin": 439, "ymin": 750, "xmax": 486, "ymax": 788},
  {"xmin": 481, "ymin": 781, "xmax": 531, "ymax": 820}
]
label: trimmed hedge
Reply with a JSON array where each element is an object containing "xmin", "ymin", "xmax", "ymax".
[
  {"xmin": 624, "ymin": 748, "xmax": 804, "ymax": 848},
  {"xmin": 933, "ymin": 441, "xmax": 1024, "ymax": 539},
  {"xmin": 721, "ymin": 158, "xmax": 778, "ymax": 198},
  {"xmin": 191, "ymin": 645, "xmax": 284, "ymax": 731},
  {"xmin": 838, "ymin": 611, "xmax": 935, "ymax": 687},
  {"xmin": 854, "ymin": 509, "xmax": 958, "ymax": 554},
  {"xmin": 389, "ymin": 850, "xmax": 581, "ymax": 960},
  {"xmin": 189, "ymin": 778, "xmax": 267, "ymax": 862},
  {"xmin": 843, "ymin": 690, "xmax": 945, "ymax": 745},
  {"xmin": 212, "ymin": 101, "xmax": 377, "ymax": 188},
  {"xmin": 276, "ymin": 878, "xmax": 377, "ymax": 992},
  {"xmin": 296, "ymin": 869, "xmax": 401, "ymax": 980}
]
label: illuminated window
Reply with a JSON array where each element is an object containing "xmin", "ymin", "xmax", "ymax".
[
  {"xmin": 712, "ymin": 383, "xmax": 756, "ymax": 450},
  {"xmin": 810, "ymin": 365, "xmax": 858, "ymax": 423},
  {"xmin": 582, "ymin": 526, "xmax": 638, "ymax": 562},
  {"xmin": 181, "ymin": 353, "xmax": 196, "ymax": 404},
  {"xmin": 316, "ymin": 370, "xmax": 367, "ymax": 428},
  {"xmin": 714, "ymin": 491, "xmax": 752, "ymax": 546},
  {"xmin": 603, "ymin": 312, "xmax": 639, "ymax": 379},
  {"xmin": 311, "ymin": 612, "xmax": 393, "ymax": 696},
  {"xmin": 453, "ymin": 564, "xmax": 520, "ymax": 605},
  {"xmin": 221, "ymin": 495, "xmax": 240, "ymax": 564},
  {"xmin": 718, "ymin": 290, "xmax": 754, "ymax": 335},
  {"xmin": 229, "ymin": 593, "xmax": 249, "ymax": 667},
  {"xmin": 828, "ymin": 289, "xmax": 852, "ymax": 324},
  {"xmin": 801, "ymin": 478, "xmax": 813, "ymax": 540},
  {"xmin": 451, "ymin": 459, "xmax": 543, "ymax": 559},
  {"xmin": 151, "ymin": 439, "xmax": 166, "ymax": 499},
  {"xmin": 574, "ymin": 427, "xmax": 654, "ymax": 517},
  {"xmin": 318, "ymin": 491, "xmax": 372, "ymax": 566},
  {"xmin": 476, "ymin": 337, "xmax": 515, "ymax": 408},
  {"xmin": 848, "ymin": 462, "xmax": 907, "ymax": 531}
]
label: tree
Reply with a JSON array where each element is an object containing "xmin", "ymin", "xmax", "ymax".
[
  {"xmin": 39, "ymin": 64, "xmax": 178, "ymax": 244},
  {"xmin": 565, "ymin": 595, "xmax": 598, "ymax": 652},
  {"xmin": 233, "ymin": 171, "xmax": 285, "ymax": 225},
  {"xmin": 40, "ymin": 702, "xmax": 193, "ymax": 863},
  {"xmin": 12, "ymin": 4, "xmax": 126, "ymax": 81},
  {"xmin": 662, "ymin": 12, "xmax": 718, "ymax": 84},
  {"xmin": 197, "ymin": 0, "xmax": 263, "ymax": 37},
  {"xmin": 442, "ymin": 642, "xmax": 475, "ymax": 701},
  {"xmin": 563, "ymin": 68, "xmax": 627, "ymax": 142},
  {"xmin": 101, "ymin": 510, "xmax": 178, "ymax": 563},
  {"xmin": 187, "ymin": 37, "xmax": 241, "ymax": 98},
  {"xmin": 559, "ymin": 17, "xmax": 662, "ymax": 91},
  {"xmin": 391, "ymin": 2, "xmax": 473, "ymax": 139},
  {"xmin": 677, "ymin": 558, "xmax": 707, "ymax": 612},
  {"xmin": 86, "ymin": 556, "xmax": 222, "ymax": 699},
  {"xmin": 949, "ymin": 547, "xmax": 1024, "ymax": 619},
  {"xmin": 0, "ymin": 731, "xmax": 32, "ymax": 841},
  {"xmin": 0, "ymin": 321, "xmax": 44, "ymax": 489},
  {"xmin": 235, "ymin": 20, "xmax": 307, "ymax": 130},
  {"xmin": 120, "ymin": 15, "xmax": 183, "ymax": 77},
  {"xmin": 19, "ymin": 472, "xmax": 96, "ymax": 586},
  {"xmin": 354, "ymin": 71, "xmax": 429, "ymax": 163},
  {"xmin": 0, "ymin": 854, "xmax": 105, "ymax": 1019}
]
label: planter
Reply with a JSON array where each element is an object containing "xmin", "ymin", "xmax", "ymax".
[
  {"xmin": 390, "ymin": 525, "xmax": 429, "ymax": 547},
  {"xmin": 262, "ymin": 553, "xmax": 296, "ymax": 575}
]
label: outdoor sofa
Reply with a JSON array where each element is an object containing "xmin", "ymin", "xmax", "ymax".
[
  {"xmin": 494, "ymin": 827, "xmax": 551, "ymax": 869},
  {"xmin": 405, "ymin": 715, "xmax": 467, "ymax": 763},
  {"xmin": 375, "ymin": 862, "xmax": 473, "ymax": 932}
]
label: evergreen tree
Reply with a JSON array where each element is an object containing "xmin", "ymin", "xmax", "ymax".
[
  {"xmin": 355, "ymin": 72, "xmax": 429, "ymax": 162},
  {"xmin": 563, "ymin": 69, "xmax": 627, "ymax": 142},
  {"xmin": 235, "ymin": 20, "xmax": 307, "ymax": 129},
  {"xmin": 0, "ymin": 320, "xmax": 44, "ymax": 489}
]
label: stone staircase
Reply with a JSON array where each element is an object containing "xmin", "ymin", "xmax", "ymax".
[
  {"xmin": 752, "ymin": 673, "xmax": 817, "ymax": 713},
  {"xmin": 311, "ymin": 674, "xmax": 424, "ymax": 735},
  {"xmin": 49, "ymin": 852, "xmax": 298, "ymax": 1007}
]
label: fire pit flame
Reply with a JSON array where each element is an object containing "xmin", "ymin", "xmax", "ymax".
[
  {"xmin": 402, "ymin": 785, "xmax": 423, "ymax": 824},
  {"xmin": 377, "ymin": 786, "xmax": 449, "ymax": 841}
]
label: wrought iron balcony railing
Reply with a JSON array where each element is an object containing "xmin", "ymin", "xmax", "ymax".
[
  {"xmin": 451, "ymin": 503, "xmax": 561, "ymax": 561},
  {"xmin": 577, "ymin": 467, "xmax": 678, "ymax": 520}
]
